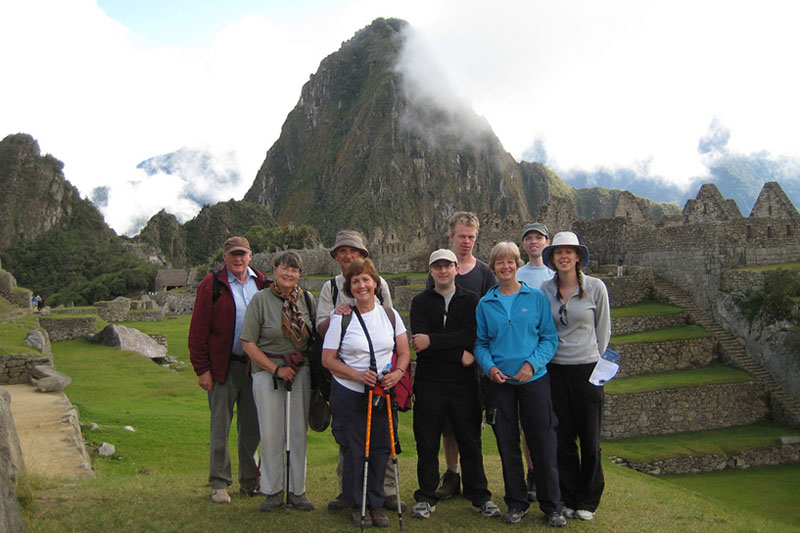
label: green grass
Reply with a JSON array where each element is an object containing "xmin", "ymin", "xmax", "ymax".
[
  {"xmin": 0, "ymin": 314, "xmax": 41, "ymax": 355},
  {"xmin": 605, "ymin": 363, "xmax": 754, "ymax": 395},
  {"xmin": 611, "ymin": 300, "xmax": 684, "ymax": 318},
  {"xmin": 403, "ymin": 283, "xmax": 426, "ymax": 289},
  {"xmin": 382, "ymin": 272, "xmax": 428, "ymax": 279},
  {"xmin": 662, "ymin": 464, "xmax": 800, "ymax": 530},
  {"xmin": 733, "ymin": 262, "xmax": 800, "ymax": 272},
  {"xmin": 610, "ymin": 325, "xmax": 713, "ymax": 344},
  {"xmin": 603, "ymin": 421, "xmax": 798, "ymax": 463},
  {"xmin": 0, "ymin": 295, "xmax": 16, "ymax": 315},
  {"xmin": 16, "ymin": 319, "xmax": 799, "ymax": 532}
]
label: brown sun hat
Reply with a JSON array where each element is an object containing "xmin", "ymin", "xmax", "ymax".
[{"xmin": 330, "ymin": 230, "xmax": 369, "ymax": 258}]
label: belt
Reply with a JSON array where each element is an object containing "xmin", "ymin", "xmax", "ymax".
[{"xmin": 230, "ymin": 353, "xmax": 247, "ymax": 363}]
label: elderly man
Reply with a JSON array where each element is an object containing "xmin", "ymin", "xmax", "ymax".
[
  {"xmin": 315, "ymin": 229, "xmax": 403, "ymax": 513},
  {"xmin": 189, "ymin": 236, "xmax": 269, "ymax": 503}
]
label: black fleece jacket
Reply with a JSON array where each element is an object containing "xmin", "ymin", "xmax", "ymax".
[{"xmin": 410, "ymin": 285, "xmax": 479, "ymax": 384}]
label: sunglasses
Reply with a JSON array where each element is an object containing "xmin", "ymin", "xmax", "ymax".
[{"xmin": 558, "ymin": 303, "xmax": 568, "ymax": 326}]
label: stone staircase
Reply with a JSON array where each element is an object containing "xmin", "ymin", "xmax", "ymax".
[{"xmin": 652, "ymin": 276, "xmax": 800, "ymax": 427}]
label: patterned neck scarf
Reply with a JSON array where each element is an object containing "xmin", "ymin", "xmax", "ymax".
[{"xmin": 270, "ymin": 283, "xmax": 309, "ymax": 350}]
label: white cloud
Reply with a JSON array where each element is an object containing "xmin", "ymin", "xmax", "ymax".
[{"xmin": 2, "ymin": 0, "xmax": 799, "ymax": 234}]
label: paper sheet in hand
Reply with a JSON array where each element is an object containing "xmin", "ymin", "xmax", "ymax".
[{"xmin": 589, "ymin": 348, "xmax": 620, "ymax": 385}]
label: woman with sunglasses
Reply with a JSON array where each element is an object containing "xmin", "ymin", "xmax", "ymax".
[{"xmin": 541, "ymin": 232, "xmax": 610, "ymax": 523}]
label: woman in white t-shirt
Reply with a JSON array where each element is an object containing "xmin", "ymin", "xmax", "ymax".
[{"xmin": 321, "ymin": 258, "xmax": 410, "ymax": 528}]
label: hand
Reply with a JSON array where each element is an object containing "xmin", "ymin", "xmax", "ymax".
[
  {"xmin": 411, "ymin": 333, "xmax": 430, "ymax": 351},
  {"xmin": 380, "ymin": 369, "xmax": 403, "ymax": 390},
  {"xmin": 276, "ymin": 366, "xmax": 296, "ymax": 384},
  {"xmin": 198, "ymin": 371, "xmax": 214, "ymax": 391},
  {"xmin": 488, "ymin": 366, "xmax": 508, "ymax": 384},
  {"xmin": 513, "ymin": 362, "xmax": 534, "ymax": 383},
  {"xmin": 356, "ymin": 368, "xmax": 379, "ymax": 387},
  {"xmin": 461, "ymin": 350, "xmax": 475, "ymax": 367},
  {"xmin": 334, "ymin": 303, "xmax": 352, "ymax": 316}
]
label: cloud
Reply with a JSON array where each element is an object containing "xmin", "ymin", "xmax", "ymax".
[{"xmin": 697, "ymin": 118, "xmax": 730, "ymax": 156}]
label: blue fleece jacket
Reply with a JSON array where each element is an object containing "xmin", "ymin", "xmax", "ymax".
[{"xmin": 474, "ymin": 282, "xmax": 559, "ymax": 385}]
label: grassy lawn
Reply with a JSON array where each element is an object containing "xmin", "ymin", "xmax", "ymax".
[
  {"xmin": 603, "ymin": 421, "xmax": 799, "ymax": 463},
  {"xmin": 661, "ymin": 464, "xmax": 800, "ymax": 530},
  {"xmin": 605, "ymin": 363, "xmax": 754, "ymax": 395},
  {"xmin": 611, "ymin": 300, "xmax": 684, "ymax": 318},
  {"xmin": 0, "ymin": 314, "xmax": 41, "ymax": 355},
  {"xmin": 14, "ymin": 318, "xmax": 798, "ymax": 532},
  {"xmin": 610, "ymin": 324, "xmax": 713, "ymax": 344}
]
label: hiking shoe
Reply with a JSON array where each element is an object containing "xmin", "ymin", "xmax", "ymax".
[
  {"xmin": 383, "ymin": 494, "xmax": 407, "ymax": 512},
  {"xmin": 370, "ymin": 507, "xmax": 390, "ymax": 527},
  {"xmin": 411, "ymin": 501, "xmax": 435, "ymax": 519},
  {"xmin": 547, "ymin": 512, "xmax": 568, "ymax": 527},
  {"xmin": 352, "ymin": 509, "xmax": 373, "ymax": 528},
  {"xmin": 288, "ymin": 492, "xmax": 315, "ymax": 511},
  {"xmin": 328, "ymin": 493, "xmax": 349, "ymax": 511},
  {"xmin": 576, "ymin": 509, "xmax": 594, "ymax": 521},
  {"xmin": 503, "ymin": 508, "xmax": 528, "ymax": 524},
  {"xmin": 210, "ymin": 488, "xmax": 231, "ymax": 504},
  {"xmin": 526, "ymin": 470, "xmax": 537, "ymax": 502},
  {"xmin": 239, "ymin": 486, "xmax": 259, "ymax": 497},
  {"xmin": 472, "ymin": 500, "xmax": 501, "ymax": 518},
  {"xmin": 562, "ymin": 507, "xmax": 576, "ymax": 519},
  {"xmin": 434, "ymin": 470, "xmax": 461, "ymax": 500},
  {"xmin": 258, "ymin": 491, "xmax": 284, "ymax": 512}
]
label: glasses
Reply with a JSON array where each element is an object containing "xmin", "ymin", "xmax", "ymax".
[
  {"xmin": 558, "ymin": 303, "xmax": 568, "ymax": 326},
  {"xmin": 430, "ymin": 262, "xmax": 455, "ymax": 270}
]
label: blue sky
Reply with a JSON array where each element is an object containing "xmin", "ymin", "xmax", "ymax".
[{"xmin": 2, "ymin": 0, "xmax": 799, "ymax": 234}]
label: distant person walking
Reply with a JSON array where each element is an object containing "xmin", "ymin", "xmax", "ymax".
[
  {"xmin": 616, "ymin": 255, "xmax": 624, "ymax": 277},
  {"xmin": 189, "ymin": 236, "xmax": 267, "ymax": 504},
  {"xmin": 542, "ymin": 231, "xmax": 611, "ymax": 522}
]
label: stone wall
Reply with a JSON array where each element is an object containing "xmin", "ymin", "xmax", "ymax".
[
  {"xmin": 720, "ymin": 269, "xmax": 765, "ymax": 294},
  {"xmin": 38, "ymin": 317, "xmax": 96, "ymax": 342},
  {"xmin": 0, "ymin": 387, "xmax": 25, "ymax": 533},
  {"xmin": 0, "ymin": 354, "xmax": 52, "ymax": 385},
  {"xmin": 125, "ymin": 308, "xmax": 166, "ymax": 322},
  {"xmin": 153, "ymin": 292, "xmax": 195, "ymax": 315},
  {"xmin": 611, "ymin": 337, "xmax": 718, "ymax": 378},
  {"xmin": 601, "ymin": 269, "xmax": 654, "ymax": 307},
  {"xmin": 602, "ymin": 381, "xmax": 769, "ymax": 439},
  {"xmin": 0, "ymin": 272, "xmax": 12, "ymax": 299},
  {"xmin": 95, "ymin": 298, "xmax": 131, "ymax": 322},
  {"xmin": 613, "ymin": 443, "xmax": 800, "ymax": 475},
  {"xmin": 611, "ymin": 313, "xmax": 690, "ymax": 336},
  {"xmin": 6, "ymin": 289, "xmax": 32, "ymax": 310}
]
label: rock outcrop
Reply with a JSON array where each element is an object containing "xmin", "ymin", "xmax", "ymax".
[{"xmin": 89, "ymin": 324, "xmax": 168, "ymax": 362}]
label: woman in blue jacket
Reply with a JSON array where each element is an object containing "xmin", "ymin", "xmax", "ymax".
[{"xmin": 475, "ymin": 242, "xmax": 567, "ymax": 528}]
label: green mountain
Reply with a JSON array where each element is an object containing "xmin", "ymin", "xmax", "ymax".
[{"xmin": 244, "ymin": 18, "xmax": 531, "ymax": 244}]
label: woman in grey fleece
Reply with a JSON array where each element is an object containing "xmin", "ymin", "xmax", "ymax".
[{"xmin": 540, "ymin": 231, "xmax": 610, "ymax": 523}]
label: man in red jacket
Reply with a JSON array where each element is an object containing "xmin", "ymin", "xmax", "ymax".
[{"xmin": 189, "ymin": 236, "xmax": 268, "ymax": 503}]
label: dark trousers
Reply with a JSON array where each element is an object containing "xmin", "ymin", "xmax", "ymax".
[
  {"xmin": 485, "ymin": 375, "xmax": 563, "ymax": 515},
  {"xmin": 548, "ymin": 363, "xmax": 605, "ymax": 512},
  {"xmin": 207, "ymin": 359, "xmax": 260, "ymax": 490},
  {"xmin": 329, "ymin": 379, "xmax": 390, "ymax": 509},
  {"xmin": 413, "ymin": 380, "xmax": 491, "ymax": 506}
]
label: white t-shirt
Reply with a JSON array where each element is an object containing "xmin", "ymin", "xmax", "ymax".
[{"xmin": 322, "ymin": 306, "xmax": 407, "ymax": 393}]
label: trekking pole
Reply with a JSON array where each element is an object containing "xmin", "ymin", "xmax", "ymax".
[
  {"xmin": 361, "ymin": 388, "xmax": 374, "ymax": 532},
  {"xmin": 284, "ymin": 378, "xmax": 292, "ymax": 507},
  {"xmin": 385, "ymin": 391, "xmax": 402, "ymax": 530}
]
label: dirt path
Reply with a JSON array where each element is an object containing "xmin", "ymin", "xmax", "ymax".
[{"xmin": 6, "ymin": 384, "xmax": 94, "ymax": 479}]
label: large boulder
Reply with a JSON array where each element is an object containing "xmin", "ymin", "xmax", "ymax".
[
  {"xmin": 30, "ymin": 365, "xmax": 72, "ymax": 393},
  {"xmin": 0, "ymin": 388, "xmax": 25, "ymax": 533},
  {"xmin": 89, "ymin": 324, "xmax": 168, "ymax": 363},
  {"xmin": 24, "ymin": 328, "xmax": 51, "ymax": 357}
]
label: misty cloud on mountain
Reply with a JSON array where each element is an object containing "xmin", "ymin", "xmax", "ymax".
[{"xmin": 95, "ymin": 147, "xmax": 243, "ymax": 236}]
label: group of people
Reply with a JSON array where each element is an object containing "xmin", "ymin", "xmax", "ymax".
[{"xmin": 188, "ymin": 211, "xmax": 611, "ymax": 529}]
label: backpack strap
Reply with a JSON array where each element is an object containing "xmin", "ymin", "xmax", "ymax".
[
  {"xmin": 211, "ymin": 269, "xmax": 224, "ymax": 305},
  {"xmin": 330, "ymin": 277, "xmax": 339, "ymax": 306}
]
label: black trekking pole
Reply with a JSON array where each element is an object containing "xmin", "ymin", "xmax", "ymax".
[
  {"xmin": 285, "ymin": 378, "xmax": 292, "ymax": 506},
  {"xmin": 385, "ymin": 390, "xmax": 402, "ymax": 529}
]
